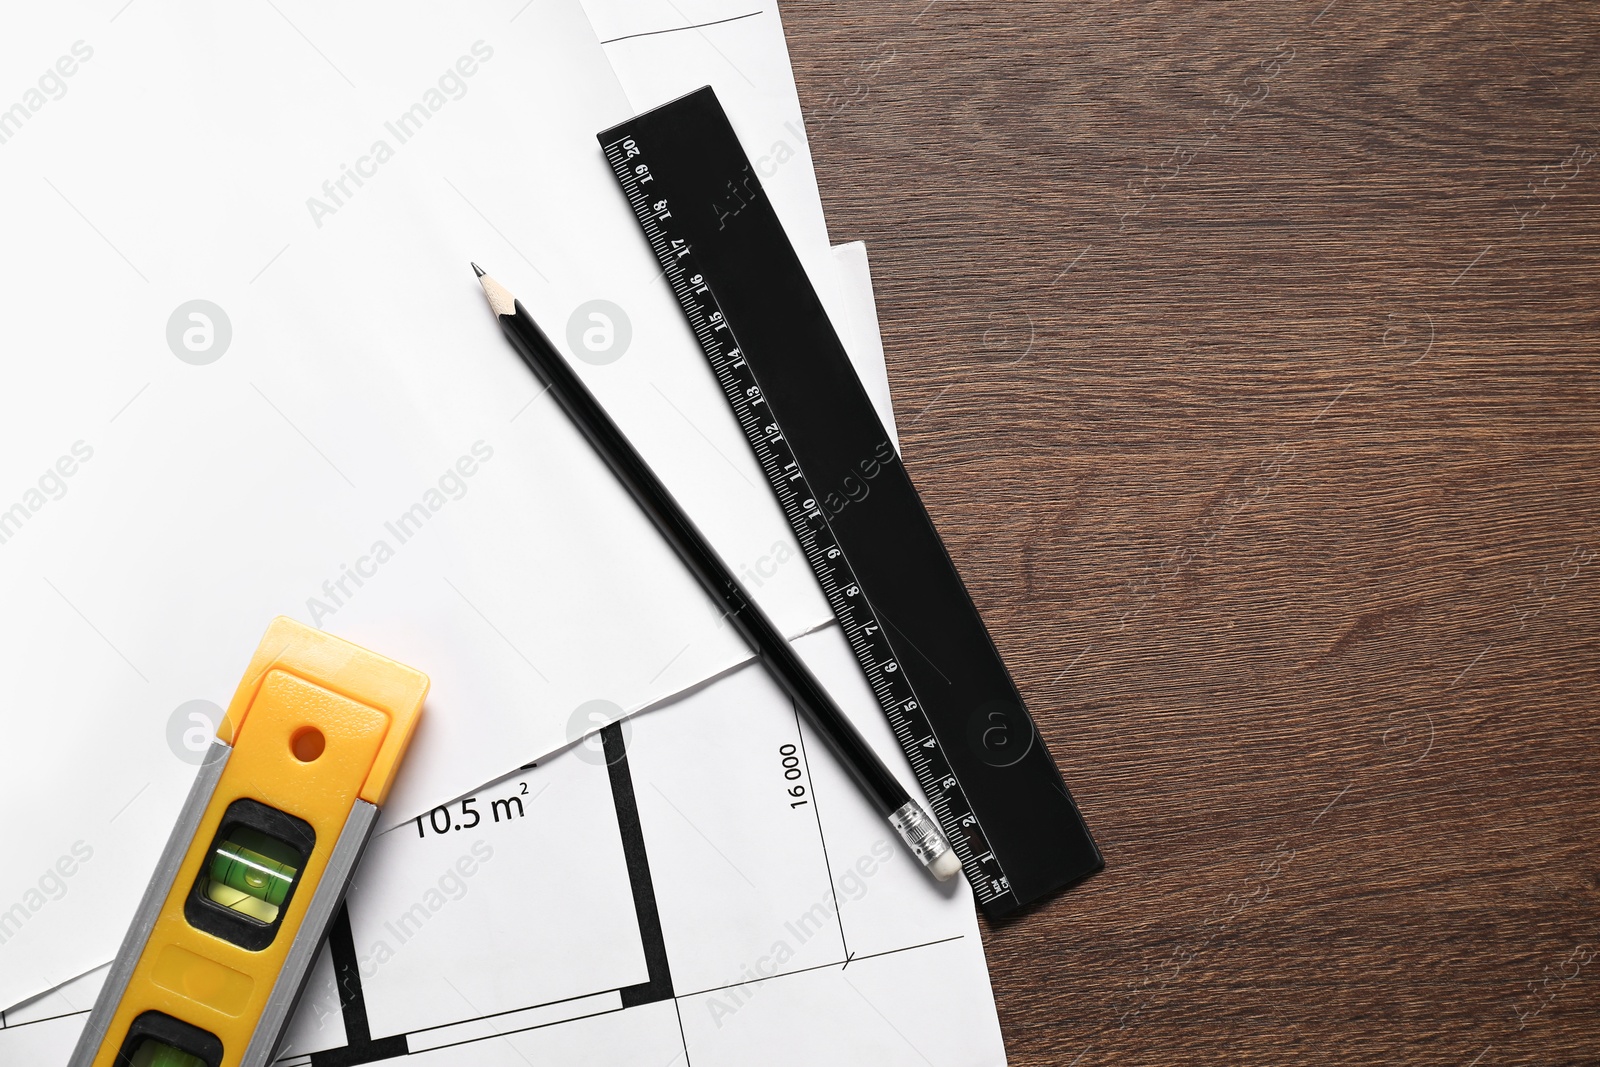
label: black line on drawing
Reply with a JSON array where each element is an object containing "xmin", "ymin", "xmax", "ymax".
[
  {"xmin": 675, "ymin": 934, "xmax": 966, "ymax": 1000},
  {"xmin": 310, "ymin": 1032, "xmax": 408, "ymax": 1066},
  {"xmin": 329, "ymin": 905, "xmax": 371, "ymax": 1044},
  {"xmin": 310, "ymin": 906, "xmax": 410, "ymax": 1065},
  {"xmin": 410, "ymin": 1006, "xmax": 628, "ymax": 1056},
  {"xmin": 606, "ymin": 721, "xmax": 677, "ymax": 1007},
  {"xmin": 0, "ymin": 1005, "xmax": 88, "ymax": 1032},
  {"xmin": 404, "ymin": 987, "xmax": 614, "ymax": 1039},
  {"xmin": 305, "ymin": 723, "xmax": 676, "ymax": 1065},
  {"xmin": 673, "ymin": 998, "xmax": 694, "ymax": 1067},
  {"xmin": 791, "ymin": 701, "xmax": 849, "ymax": 957},
  {"xmin": 220, "ymin": 715, "xmax": 958, "ymax": 1065}
]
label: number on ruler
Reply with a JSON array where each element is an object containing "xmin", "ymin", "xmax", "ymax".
[{"xmin": 604, "ymin": 138, "xmax": 1011, "ymax": 908}]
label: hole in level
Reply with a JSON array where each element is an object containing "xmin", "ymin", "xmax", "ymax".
[{"xmin": 290, "ymin": 727, "xmax": 325, "ymax": 763}]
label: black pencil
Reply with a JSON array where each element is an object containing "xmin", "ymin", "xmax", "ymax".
[{"xmin": 472, "ymin": 264, "xmax": 958, "ymax": 881}]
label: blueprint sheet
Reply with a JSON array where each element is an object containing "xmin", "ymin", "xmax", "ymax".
[{"xmin": 0, "ymin": 619, "xmax": 1006, "ymax": 1066}]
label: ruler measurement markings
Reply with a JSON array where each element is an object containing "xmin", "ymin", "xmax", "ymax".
[
  {"xmin": 604, "ymin": 132, "xmax": 1017, "ymax": 909},
  {"xmin": 614, "ymin": 132, "xmax": 1017, "ymax": 901}
]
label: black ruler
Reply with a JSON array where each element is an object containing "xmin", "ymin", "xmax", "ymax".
[{"xmin": 599, "ymin": 87, "xmax": 1100, "ymax": 918}]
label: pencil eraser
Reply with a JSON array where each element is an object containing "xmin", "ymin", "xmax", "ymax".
[{"xmin": 929, "ymin": 850, "xmax": 961, "ymax": 882}]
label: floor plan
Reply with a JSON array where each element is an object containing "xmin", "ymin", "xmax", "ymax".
[{"xmin": 1, "ymin": 628, "xmax": 1005, "ymax": 1066}]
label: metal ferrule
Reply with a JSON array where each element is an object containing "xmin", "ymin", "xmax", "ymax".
[{"xmin": 889, "ymin": 801, "xmax": 953, "ymax": 869}]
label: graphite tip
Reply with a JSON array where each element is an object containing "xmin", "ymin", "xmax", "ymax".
[{"xmin": 471, "ymin": 262, "xmax": 485, "ymax": 277}]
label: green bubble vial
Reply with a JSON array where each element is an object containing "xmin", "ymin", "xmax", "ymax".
[
  {"xmin": 129, "ymin": 1038, "xmax": 208, "ymax": 1067},
  {"xmin": 203, "ymin": 826, "xmax": 301, "ymax": 924}
]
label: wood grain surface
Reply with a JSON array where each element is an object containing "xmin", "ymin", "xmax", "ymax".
[{"xmin": 781, "ymin": 1, "xmax": 1600, "ymax": 1063}]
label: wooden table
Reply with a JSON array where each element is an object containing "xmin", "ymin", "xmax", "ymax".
[{"xmin": 783, "ymin": 2, "xmax": 1600, "ymax": 1062}]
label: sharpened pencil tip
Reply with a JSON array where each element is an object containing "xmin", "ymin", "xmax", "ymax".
[{"xmin": 476, "ymin": 268, "xmax": 516, "ymax": 317}]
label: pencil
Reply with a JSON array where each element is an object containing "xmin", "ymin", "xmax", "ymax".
[{"xmin": 472, "ymin": 264, "xmax": 958, "ymax": 882}]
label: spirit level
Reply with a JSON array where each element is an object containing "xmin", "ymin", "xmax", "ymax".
[
  {"xmin": 599, "ymin": 87, "xmax": 1102, "ymax": 917},
  {"xmin": 70, "ymin": 618, "xmax": 428, "ymax": 1067}
]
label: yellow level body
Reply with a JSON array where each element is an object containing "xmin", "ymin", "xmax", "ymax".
[{"xmin": 71, "ymin": 617, "xmax": 427, "ymax": 1067}]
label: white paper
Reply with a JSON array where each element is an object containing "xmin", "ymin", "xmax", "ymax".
[
  {"xmin": 0, "ymin": 0, "xmax": 837, "ymax": 1010},
  {"xmin": 0, "ymin": 229, "xmax": 996, "ymax": 1062},
  {"xmin": 0, "ymin": 627, "xmax": 1004, "ymax": 1067},
  {"xmin": 0, "ymin": 219, "xmax": 1007, "ymax": 1060},
  {"xmin": 829, "ymin": 241, "xmax": 901, "ymax": 444}
]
